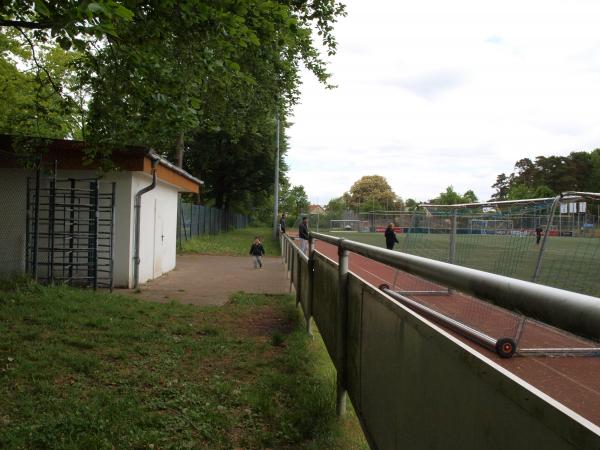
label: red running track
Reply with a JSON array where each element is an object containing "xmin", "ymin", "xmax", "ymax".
[{"xmin": 311, "ymin": 239, "xmax": 600, "ymax": 427}]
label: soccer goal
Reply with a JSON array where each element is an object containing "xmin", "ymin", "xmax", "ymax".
[
  {"xmin": 470, "ymin": 219, "xmax": 514, "ymax": 235},
  {"xmin": 330, "ymin": 219, "xmax": 362, "ymax": 231}
]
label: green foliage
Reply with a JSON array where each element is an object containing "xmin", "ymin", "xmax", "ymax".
[
  {"xmin": 0, "ymin": 29, "xmax": 83, "ymax": 138},
  {"xmin": 428, "ymin": 185, "xmax": 478, "ymax": 205},
  {"xmin": 405, "ymin": 198, "xmax": 419, "ymax": 211},
  {"xmin": 1, "ymin": 0, "xmax": 347, "ymax": 216},
  {"xmin": 326, "ymin": 196, "xmax": 348, "ymax": 216},
  {"xmin": 492, "ymin": 149, "xmax": 600, "ymax": 200},
  {"xmin": 345, "ymin": 175, "xmax": 403, "ymax": 211},
  {"xmin": 0, "ymin": 282, "xmax": 366, "ymax": 448},
  {"xmin": 281, "ymin": 184, "xmax": 310, "ymax": 218},
  {"xmin": 179, "ymin": 227, "xmax": 281, "ymax": 256}
]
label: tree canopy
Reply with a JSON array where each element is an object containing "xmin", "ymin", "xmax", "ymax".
[
  {"xmin": 491, "ymin": 150, "xmax": 600, "ymax": 200},
  {"xmin": 1, "ymin": 0, "xmax": 346, "ymax": 214},
  {"xmin": 343, "ymin": 175, "xmax": 403, "ymax": 211},
  {"xmin": 427, "ymin": 186, "xmax": 478, "ymax": 205}
]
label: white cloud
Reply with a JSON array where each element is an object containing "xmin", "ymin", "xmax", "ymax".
[{"xmin": 287, "ymin": 0, "xmax": 600, "ymax": 204}]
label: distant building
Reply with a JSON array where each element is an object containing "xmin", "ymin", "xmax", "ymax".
[
  {"xmin": 308, "ymin": 204, "xmax": 325, "ymax": 215},
  {"xmin": 0, "ymin": 135, "xmax": 201, "ymax": 289}
]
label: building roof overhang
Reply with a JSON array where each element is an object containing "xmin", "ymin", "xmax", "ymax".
[{"xmin": 0, "ymin": 135, "xmax": 202, "ymax": 193}]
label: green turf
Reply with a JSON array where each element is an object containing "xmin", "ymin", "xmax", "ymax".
[
  {"xmin": 328, "ymin": 231, "xmax": 600, "ymax": 297},
  {"xmin": 0, "ymin": 279, "xmax": 367, "ymax": 449},
  {"xmin": 179, "ymin": 227, "xmax": 281, "ymax": 257}
]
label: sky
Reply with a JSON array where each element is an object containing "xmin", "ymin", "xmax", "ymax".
[{"xmin": 286, "ymin": 0, "xmax": 600, "ymax": 205}]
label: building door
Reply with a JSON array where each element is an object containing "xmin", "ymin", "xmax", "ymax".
[{"xmin": 152, "ymin": 198, "xmax": 165, "ymax": 278}]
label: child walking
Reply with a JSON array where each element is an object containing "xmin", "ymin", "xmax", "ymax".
[{"xmin": 249, "ymin": 236, "xmax": 265, "ymax": 269}]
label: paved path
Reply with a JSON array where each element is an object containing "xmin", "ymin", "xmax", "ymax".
[{"xmin": 122, "ymin": 254, "xmax": 290, "ymax": 306}]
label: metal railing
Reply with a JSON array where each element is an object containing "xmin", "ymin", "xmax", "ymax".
[{"xmin": 280, "ymin": 231, "xmax": 600, "ymax": 450}]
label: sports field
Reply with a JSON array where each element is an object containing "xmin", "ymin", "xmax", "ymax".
[{"xmin": 328, "ymin": 231, "xmax": 600, "ymax": 297}]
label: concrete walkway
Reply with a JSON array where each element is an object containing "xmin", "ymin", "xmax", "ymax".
[{"xmin": 122, "ymin": 254, "xmax": 291, "ymax": 306}]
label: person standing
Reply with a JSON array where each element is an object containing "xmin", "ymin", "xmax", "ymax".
[
  {"xmin": 535, "ymin": 225, "xmax": 543, "ymax": 245},
  {"xmin": 249, "ymin": 236, "xmax": 265, "ymax": 268},
  {"xmin": 299, "ymin": 216, "xmax": 309, "ymax": 254},
  {"xmin": 385, "ymin": 223, "xmax": 399, "ymax": 250},
  {"xmin": 279, "ymin": 213, "xmax": 286, "ymax": 235}
]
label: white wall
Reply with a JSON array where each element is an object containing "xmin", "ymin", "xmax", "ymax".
[
  {"xmin": 131, "ymin": 172, "xmax": 179, "ymax": 287},
  {"xmin": 0, "ymin": 168, "xmax": 181, "ymax": 288}
]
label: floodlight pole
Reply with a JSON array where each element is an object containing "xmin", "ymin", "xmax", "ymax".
[{"xmin": 272, "ymin": 107, "xmax": 280, "ymax": 240}]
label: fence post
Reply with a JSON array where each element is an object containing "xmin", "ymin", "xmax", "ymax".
[
  {"xmin": 287, "ymin": 240, "xmax": 292, "ymax": 277},
  {"xmin": 289, "ymin": 245, "xmax": 295, "ymax": 293},
  {"xmin": 307, "ymin": 236, "xmax": 315, "ymax": 336},
  {"xmin": 296, "ymin": 250, "xmax": 301, "ymax": 306},
  {"xmin": 196, "ymin": 204, "xmax": 201, "ymax": 237},
  {"xmin": 448, "ymin": 210, "xmax": 457, "ymax": 294},
  {"xmin": 336, "ymin": 242, "xmax": 349, "ymax": 417},
  {"xmin": 532, "ymin": 195, "xmax": 561, "ymax": 282}
]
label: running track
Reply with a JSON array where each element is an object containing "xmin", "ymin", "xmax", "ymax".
[{"xmin": 310, "ymin": 238, "xmax": 600, "ymax": 427}]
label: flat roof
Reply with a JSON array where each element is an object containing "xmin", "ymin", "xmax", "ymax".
[{"xmin": 0, "ymin": 134, "xmax": 202, "ymax": 193}]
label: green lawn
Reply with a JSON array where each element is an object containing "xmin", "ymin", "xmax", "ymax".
[
  {"xmin": 328, "ymin": 231, "xmax": 600, "ymax": 297},
  {"xmin": 180, "ymin": 227, "xmax": 281, "ymax": 257},
  {"xmin": 0, "ymin": 279, "xmax": 367, "ymax": 449}
]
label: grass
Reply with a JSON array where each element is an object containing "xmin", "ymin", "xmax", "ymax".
[
  {"xmin": 180, "ymin": 227, "xmax": 281, "ymax": 257},
  {"xmin": 328, "ymin": 231, "xmax": 600, "ymax": 296},
  {"xmin": 0, "ymin": 279, "xmax": 367, "ymax": 449}
]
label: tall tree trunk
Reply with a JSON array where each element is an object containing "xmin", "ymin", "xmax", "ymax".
[{"xmin": 176, "ymin": 131, "xmax": 184, "ymax": 168}]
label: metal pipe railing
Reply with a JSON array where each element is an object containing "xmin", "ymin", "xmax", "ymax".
[
  {"xmin": 380, "ymin": 285, "xmax": 516, "ymax": 358},
  {"xmin": 311, "ymin": 232, "xmax": 600, "ymax": 342}
]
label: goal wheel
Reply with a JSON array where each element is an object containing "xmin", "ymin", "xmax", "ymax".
[{"xmin": 495, "ymin": 338, "xmax": 517, "ymax": 358}]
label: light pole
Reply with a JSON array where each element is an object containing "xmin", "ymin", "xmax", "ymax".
[{"xmin": 272, "ymin": 108, "xmax": 280, "ymax": 240}]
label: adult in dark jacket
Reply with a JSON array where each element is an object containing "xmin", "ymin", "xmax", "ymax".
[
  {"xmin": 279, "ymin": 213, "xmax": 286, "ymax": 235},
  {"xmin": 535, "ymin": 226, "xmax": 543, "ymax": 244},
  {"xmin": 385, "ymin": 223, "xmax": 399, "ymax": 250},
  {"xmin": 299, "ymin": 216, "xmax": 309, "ymax": 253}
]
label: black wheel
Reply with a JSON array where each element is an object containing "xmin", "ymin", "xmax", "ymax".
[{"xmin": 495, "ymin": 338, "xmax": 517, "ymax": 358}]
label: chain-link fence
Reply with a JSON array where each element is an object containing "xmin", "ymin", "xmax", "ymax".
[
  {"xmin": 0, "ymin": 150, "xmax": 28, "ymax": 276},
  {"xmin": 177, "ymin": 199, "xmax": 249, "ymax": 245},
  {"xmin": 325, "ymin": 193, "xmax": 600, "ymax": 297}
]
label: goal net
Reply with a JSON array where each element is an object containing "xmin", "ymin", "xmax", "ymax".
[
  {"xmin": 469, "ymin": 219, "xmax": 514, "ymax": 235},
  {"xmin": 330, "ymin": 219, "xmax": 364, "ymax": 231}
]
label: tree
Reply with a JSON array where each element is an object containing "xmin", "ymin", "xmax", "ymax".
[
  {"xmin": 491, "ymin": 173, "xmax": 511, "ymax": 200},
  {"xmin": 405, "ymin": 198, "xmax": 419, "ymax": 211},
  {"xmin": 491, "ymin": 149, "xmax": 599, "ymax": 199},
  {"xmin": 1, "ymin": 0, "xmax": 347, "ymax": 218},
  {"xmin": 281, "ymin": 185, "xmax": 309, "ymax": 218},
  {"xmin": 346, "ymin": 175, "xmax": 403, "ymax": 211},
  {"xmin": 428, "ymin": 186, "xmax": 478, "ymax": 205},
  {"xmin": 325, "ymin": 196, "xmax": 347, "ymax": 217},
  {"xmin": 0, "ymin": 29, "xmax": 82, "ymax": 138}
]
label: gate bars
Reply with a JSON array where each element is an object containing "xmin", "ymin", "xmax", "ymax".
[{"xmin": 26, "ymin": 171, "xmax": 115, "ymax": 290}]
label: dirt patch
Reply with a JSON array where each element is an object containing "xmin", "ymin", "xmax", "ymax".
[
  {"xmin": 119, "ymin": 254, "xmax": 291, "ymax": 306},
  {"xmin": 232, "ymin": 305, "xmax": 296, "ymax": 337}
]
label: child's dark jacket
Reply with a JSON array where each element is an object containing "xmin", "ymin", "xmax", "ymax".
[{"xmin": 249, "ymin": 243, "xmax": 265, "ymax": 256}]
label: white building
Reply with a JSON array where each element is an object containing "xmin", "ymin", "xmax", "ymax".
[{"xmin": 0, "ymin": 135, "xmax": 201, "ymax": 288}]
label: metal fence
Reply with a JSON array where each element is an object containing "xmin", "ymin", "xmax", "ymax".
[
  {"xmin": 0, "ymin": 163, "xmax": 28, "ymax": 277},
  {"xmin": 177, "ymin": 199, "xmax": 249, "ymax": 245},
  {"xmin": 280, "ymin": 232, "xmax": 600, "ymax": 449},
  {"xmin": 325, "ymin": 193, "xmax": 600, "ymax": 297}
]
